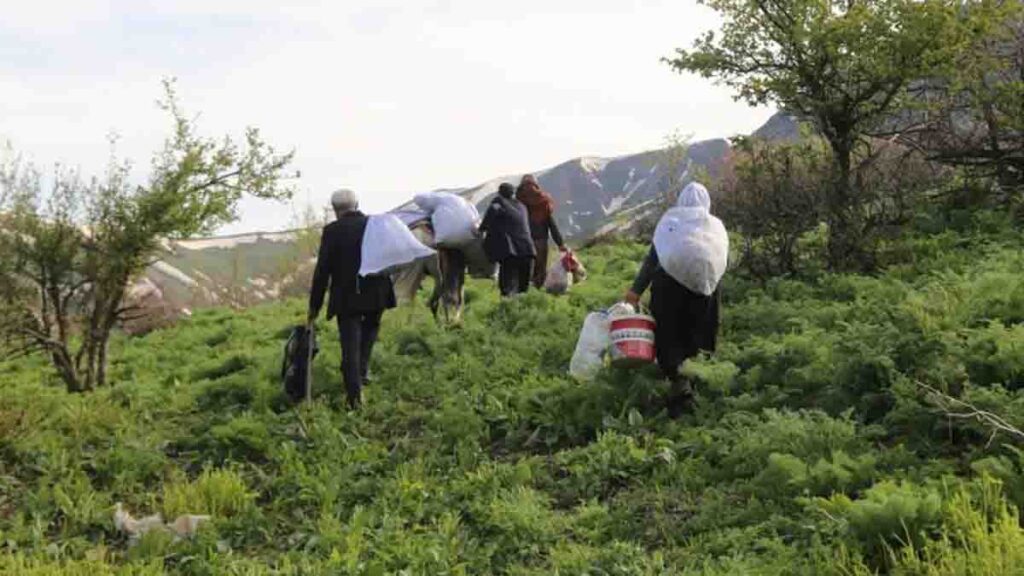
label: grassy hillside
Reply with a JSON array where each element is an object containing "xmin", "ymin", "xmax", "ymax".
[{"xmin": 2, "ymin": 219, "xmax": 1024, "ymax": 574}]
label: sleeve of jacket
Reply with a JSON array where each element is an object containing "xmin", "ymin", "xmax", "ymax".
[
  {"xmin": 548, "ymin": 215, "xmax": 565, "ymax": 248},
  {"xmin": 479, "ymin": 201, "xmax": 499, "ymax": 233},
  {"xmin": 308, "ymin": 227, "xmax": 331, "ymax": 317},
  {"xmin": 631, "ymin": 246, "xmax": 660, "ymax": 295}
]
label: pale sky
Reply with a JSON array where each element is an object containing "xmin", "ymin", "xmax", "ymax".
[{"xmin": 1, "ymin": 0, "xmax": 774, "ymax": 234}]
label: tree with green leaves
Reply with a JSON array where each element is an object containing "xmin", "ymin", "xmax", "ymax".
[
  {"xmin": 914, "ymin": 3, "xmax": 1024, "ymax": 210},
  {"xmin": 0, "ymin": 81, "xmax": 295, "ymax": 392},
  {"xmin": 667, "ymin": 0, "xmax": 977, "ymax": 268}
]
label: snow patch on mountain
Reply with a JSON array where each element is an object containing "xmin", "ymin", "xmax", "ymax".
[
  {"xmin": 175, "ymin": 231, "xmax": 295, "ymax": 251},
  {"xmin": 150, "ymin": 261, "xmax": 198, "ymax": 288},
  {"xmin": 580, "ymin": 157, "xmax": 610, "ymax": 173}
]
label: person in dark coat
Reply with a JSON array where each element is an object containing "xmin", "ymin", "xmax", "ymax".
[
  {"xmin": 624, "ymin": 184, "xmax": 723, "ymax": 417},
  {"xmin": 479, "ymin": 183, "xmax": 536, "ymax": 297},
  {"xmin": 516, "ymin": 174, "xmax": 567, "ymax": 289},
  {"xmin": 308, "ymin": 189, "xmax": 396, "ymax": 409}
]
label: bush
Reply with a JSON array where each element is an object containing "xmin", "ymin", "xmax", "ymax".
[{"xmin": 161, "ymin": 468, "xmax": 254, "ymax": 518}]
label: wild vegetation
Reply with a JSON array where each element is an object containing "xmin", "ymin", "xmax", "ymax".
[
  {"xmin": 1, "ymin": 199, "xmax": 1023, "ymax": 573},
  {"xmin": 2, "ymin": 2, "xmax": 1024, "ymax": 573},
  {"xmin": 670, "ymin": 0, "xmax": 1020, "ymax": 269},
  {"xmin": 0, "ymin": 81, "xmax": 295, "ymax": 392}
]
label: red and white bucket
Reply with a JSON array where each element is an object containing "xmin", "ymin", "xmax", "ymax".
[{"xmin": 609, "ymin": 310, "xmax": 656, "ymax": 367}]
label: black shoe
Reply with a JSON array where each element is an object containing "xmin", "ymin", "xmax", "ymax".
[
  {"xmin": 347, "ymin": 394, "xmax": 362, "ymax": 411},
  {"xmin": 666, "ymin": 392, "xmax": 695, "ymax": 419}
]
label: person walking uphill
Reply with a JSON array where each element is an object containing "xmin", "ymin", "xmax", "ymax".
[
  {"xmin": 516, "ymin": 174, "xmax": 567, "ymax": 289},
  {"xmin": 624, "ymin": 182, "xmax": 728, "ymax": 418},
  {"xmin": 479, "ymin": 183, "xmax": 536, "ymax": 297},
  {"xmin": 308, "ymin": 189, "xmax": 396, "ymax": 409}
]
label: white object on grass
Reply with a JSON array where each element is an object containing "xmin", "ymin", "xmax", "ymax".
[
  {"xmin": 570, "ymin": 311, "xmax": 612, "ymax": 382},
  {"xmin": 114, "ymin": 503, "xmax": 211, "ymax": 545}
]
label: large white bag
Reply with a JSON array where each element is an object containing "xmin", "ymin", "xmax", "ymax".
[
  {"xmin": 412, "ymin": 192, "xmax": 446, "ymax": 212},
  {"xmin": 653, "ymin": 183, "xmax": 729, "ymax": 296},
  {"xmin": 415, "ymin": 192, "xmax": 480, "ymax": 247},
  {"xmin": 569, "ymin": 312, "xmax": 611, "ymax": 382},
  {"xmin": 359, "ymin": 214, "xmax": 435, "ymax": 277},
  {"xmin": 544, "ymin": 257, "xmax": 572, "ymax": 295}
]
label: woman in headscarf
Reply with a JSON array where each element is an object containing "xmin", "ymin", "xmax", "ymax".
[
  {"xmin": 624, "ymin": 182, "xmax": 728, "ymax": 417},
  {"xmin": 516, "ymin": 174, "xmax": 567, "ymax": 289},
  {"xmin": 479, "ymin": 183, "xmax": 537, "ymax": 297}
]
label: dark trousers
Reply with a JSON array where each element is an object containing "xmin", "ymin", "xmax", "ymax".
[
  {"xmin": 336, "ymin": 311, "xmax": 383, "ymax": 407},
  {"xmin": 650, "ymin": 273, "xmax": 720, "ymax": 416},
  {"xmin": 499, "ymin": 256, "xmax": 533, "ymax": 297},
  {"xmin": 531, "ymin": 238, "xmax": 549, "ymax": 289},
  {"xmin": 650, "ymin": 272, "xmax": 720, "ymax": 380}
]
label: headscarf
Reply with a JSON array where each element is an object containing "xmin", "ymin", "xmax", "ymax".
[
  {"xmin": 515, "ymin": 174, "xmax": 555, "ymax": 224},
  {"xmin": 677, "ymin": 182, "xmax": 711, "ymax": 210},
  {"xmin": 673, "ymin": 182, "xmax": 712, "ymax": 220},
  {"xmin": 653, "ymin": 181, "xmax": 728, "ymax": 295}
]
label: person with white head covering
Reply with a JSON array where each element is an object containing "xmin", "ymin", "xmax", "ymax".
[
  {"xmin": 308, "ymin": 189, "xmax": 396, "ymax": 409},
  {"xmin": 624, "ymin": 182, "xmax": 728, "ymax": 417}
]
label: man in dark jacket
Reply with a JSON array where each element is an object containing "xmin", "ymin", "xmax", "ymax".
[
  {"xmin": 308, "ymin": 189, "xmax": 396, "ymax": 409},
  {"xmin": 479, "ymin": 183, "xmax": 536, "ymax": 297}
]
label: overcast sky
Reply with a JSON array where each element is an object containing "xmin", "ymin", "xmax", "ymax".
[{"xmin": 1, "ymin": 0, "xmax": 774, "ymax": 234}]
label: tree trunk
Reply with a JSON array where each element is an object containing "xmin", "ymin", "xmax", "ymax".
[
  {"xmin": 50, "ymin": 346, "xmax": 83, "ymax": 393},
  {"xmin": 826, "ymin": 136, "xmax": 857, "ymax": 270}
]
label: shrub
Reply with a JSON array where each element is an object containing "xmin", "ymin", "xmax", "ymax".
[{"xmin": 162, "ymin": 467, "xmax": 254, "ymax": 518}]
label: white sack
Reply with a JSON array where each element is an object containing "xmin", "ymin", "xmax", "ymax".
[
  {"xmin": 393, "ymin": 208, "xmax": 432, "ymax": 229},
  {"xmin": 416, "ymin": 192, "xmax": 480, "ymax": 247},
  {"xmin": 544, "ymin": 258, "xmax": 572, "ymax": 295},
  {"xmin": 359, "ymin": 214, "xmax": 436, "ymax": 277},
  {"xmin": 413, "ymin": 192, "xmax": 445, "ymax": 212},
  {"xmin": 569, "ymin": 312, "xmax": 611, "ymax": 382},
  {"xmin": 653, "ymin": 183, "xmax": 729, "ymax": 296}
]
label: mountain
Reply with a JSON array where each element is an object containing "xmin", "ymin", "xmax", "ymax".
[
  {"xmin": 404, "ymin": 138, "xmax": 731, "ymax": 241},
  {"xmin": 125, "ymin": 231, "xmax": 305, "ymax": 333},
  {"xmin": 131, "ymin": 113, "xmax": 795, "ymax": 329}
]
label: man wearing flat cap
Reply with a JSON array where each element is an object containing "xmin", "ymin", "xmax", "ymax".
[{"xmin": 308, "ymin": 189, "xmax": 396, "ymax": 409}]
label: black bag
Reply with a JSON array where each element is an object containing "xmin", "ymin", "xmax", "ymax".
[{"xmin": 282, "ymin": 325, "xmax": 318, "ymax": 402}]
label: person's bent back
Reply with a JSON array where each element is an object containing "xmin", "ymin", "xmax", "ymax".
[{"xmin": 308, "ymin": 189, "xmax": 396, "ymax": 409}]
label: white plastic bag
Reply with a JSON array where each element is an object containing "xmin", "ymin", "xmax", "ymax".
[
  {"xmin": 359, "ymin": 214, "xmax": 436, "ymax": 277},
  {"xmin": 413, "ymin": 192, "xmax": 445, "ymax": 212},
  {"xmin": 544, "ymin": 258, "xmax": 572, "ymax": 294},
  {"xmin": 569, "ymin": 312, "xmax": 611, "ymax": 382},
  {"xmin": 566, "ymin": 251, "xmax": 587, "ymax": 283},
  {"xmin": 415, "ymin": 192, "xmax": 480, "ymax": 247},
  {"xmin": 653, "ymin": 183, "xmax": 729, "ymax": 295},
  {"xmin": 607, "ymin": 302, "xmax": 635, "ymax": 317}
]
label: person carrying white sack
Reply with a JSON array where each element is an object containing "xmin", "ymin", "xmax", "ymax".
[
  {"xmin": 412, "ymin": 192, "xmax": 482, "ymax": 324},
  {"xmin": 623, "ymin": 182, "xmax": 728, "ymax": 417},
  {"xmin": 308, "ymin": 189, "xmax": 412, "ymax": 410}
]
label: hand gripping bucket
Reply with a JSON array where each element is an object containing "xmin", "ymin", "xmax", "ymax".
[{"xmin": 609, "ymin": 307, "xmax": 656, "ymax": 367}]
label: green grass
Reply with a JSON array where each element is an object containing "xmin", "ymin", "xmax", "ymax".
[{"xmin": 2, "ymin": 232, "xmax": 1024, "ymax": 574}]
